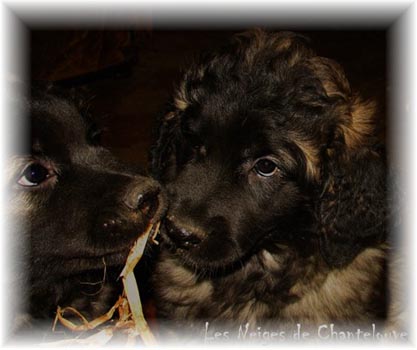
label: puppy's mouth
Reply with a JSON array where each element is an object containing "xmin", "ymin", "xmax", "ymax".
[
  {"xmin": 159, "ymin": 216, "xmax": 288, "ymax": 275},
  {"xmin": 159, "ymin": 217, "xmax": 252, "ymax": 273},
  {"xmin": 162, "ymin": 217, "xmax": 203, "ymax": 251}
]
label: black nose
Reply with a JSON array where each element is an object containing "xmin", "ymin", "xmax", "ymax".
[
  {"xmin": 164, "ymin": 218, "xmax": 202, "ymax": 249},
  {"xmin": 124, "ymin": 180, "xmax": 161, "ymax": 220}
]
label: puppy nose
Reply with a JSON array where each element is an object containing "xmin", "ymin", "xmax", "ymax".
[
  {"xmin": 124, "ymin": 180, "xmax": 161, "ymax": 220},
  {"xmin": 165, "ymin": 218, "xmax": 202, "ymax": 249}
]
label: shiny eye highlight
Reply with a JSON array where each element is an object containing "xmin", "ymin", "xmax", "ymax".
[
  {"xmin": 17, "ymin": 163, "xmax": 53, "ymax": 187},
  {"xmin": 253, "ymin": 158, "xmax": 279, "ymax": 177}
]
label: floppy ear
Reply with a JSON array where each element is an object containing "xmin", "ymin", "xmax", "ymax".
[
  {"xmin": 309, "ymin": 57, "xmax": 387, "ymax": 267},
  {"xmin": 318, "ymin": 146, "xmax": 386, "ymax": 267}
]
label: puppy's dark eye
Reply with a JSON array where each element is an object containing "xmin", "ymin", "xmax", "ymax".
[
  {"xmin": 18, "ymin": 163, "xmax": 51, "ymax": 187},
  {"xmin": 254, "ymin": 158, "xmax": 278, "ymax": 177}
]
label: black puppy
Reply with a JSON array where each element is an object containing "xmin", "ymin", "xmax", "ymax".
[
  {"xmin": 151, "ymin": 30, "xmax": 389, "ymax": 335},
  {"xmin": 7, "ymin": 86, "xmax": 165, "ymax": 334}
]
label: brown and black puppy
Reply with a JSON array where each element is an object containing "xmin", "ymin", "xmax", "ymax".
[
  {"xmin": 151, "ymin": 30, "xmax": 390, "ymax": 337},
  {"xmin": 7, "ymin": 86, "xmax": 165, "ymax": 334}
]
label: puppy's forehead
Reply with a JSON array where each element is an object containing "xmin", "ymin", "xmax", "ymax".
[
  {"xmin": 189, "ymin": 75, "xmax": 291, "ymax": 132},
  {"xmin": 192, "ymin": 104, "xmax": 279, "ymax": 155},
  {"xmin": 31, "ymin": 98, "xmax": 88, "ymax": 157}
]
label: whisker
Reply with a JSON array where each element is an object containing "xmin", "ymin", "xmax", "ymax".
[{"xmin": 79, "ymin": 257, "xmax": 107, "ymax": 296}]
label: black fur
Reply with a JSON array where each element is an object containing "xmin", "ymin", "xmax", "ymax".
[
  {"xmin": 9, "ymin": 86, "xmax": 165, "ymax": 333},
  {"xmin": 151, "ymin": 30, "xmax": 387, "ymax": 330}
]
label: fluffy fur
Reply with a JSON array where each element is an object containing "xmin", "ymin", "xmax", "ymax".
[
  {"xmin": 151, "ymin": 30, "xmax": 388, "ymax": 333},
  {"xmin": 8, "ymin": 86, "xmax": 165, "ymax": 333}
]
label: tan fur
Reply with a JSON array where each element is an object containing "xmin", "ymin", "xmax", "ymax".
[
  {"xmin": 173, "ymin": 79, "xmax": 189, "ymax": 111},
  {"xmin": 307, "ymin": 57, "xmax": 376, "ymax": 150},
  {"xmin": 261, "ymin": 250, "xmax": 282, "ymax": 270},
  {"xmin": 385, "ymin": 249, "xmax": 407, "ymax": 332},
  {"xmin": 341, "ymin": 97, "xmax": 377, "ymax": 149},
  {"xmin": 309, "ymin": 57, "xmax": 351, "ymax": 100},
  {"xmin": 156, "ymin": 245, "xmax": 387, "ymax": 325},
  {"xmin": 9, "ymin": 192, "xmax": 34, "ymax": 217},
  {"xmin": 292, "ymin": 137, "xmax": 320, "ymax": 180},
  {"xmin": 174, "ymin": 96, "xmax": 188, "ymax": 111},
  {"xmin": 250, "ymin": 28, "xmax": 291, "ymax": 53},
  {"xmin": 164, "ymin": 111, "xmax": 177, "ymax": 121},
  {"xmin": 156, "ymin": 254, "xmax": 214, "ymax": 306},
  {"xmin": 236, "ymin": 300, "xmax": 270, "ymax": 324},
  {"xmin": 283, "ymin": 246, "xmax": 386, "ymax": 322},
  {"xmin": 237, "ymin": 29, "xmax": 308, "ymax": 68}
]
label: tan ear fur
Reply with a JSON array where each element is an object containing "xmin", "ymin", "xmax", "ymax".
[
  {"xmin": 308, "ymin": 56, "xmax": 377, "ymax": 150},
  {"xmin": 341, "ymin": 97, "xmax": 377, "ymax": 149},
  {"xmin": 291, "ymin": 137, "xmax": 321, "ymax": 181}
]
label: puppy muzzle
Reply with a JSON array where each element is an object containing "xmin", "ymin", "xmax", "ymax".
[{"xmin": 164, "ymin": 217, "xmax": 202, "ymax": 250}]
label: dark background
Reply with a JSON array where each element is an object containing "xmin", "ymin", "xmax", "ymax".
[{"xmin": 30, "ymin": 29, "xmax": 387, "ymax": 169}]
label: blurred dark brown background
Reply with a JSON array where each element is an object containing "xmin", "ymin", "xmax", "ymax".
[{"xmin": 30, "ymin": 29, "xmax": 386, "ymax": 169}]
